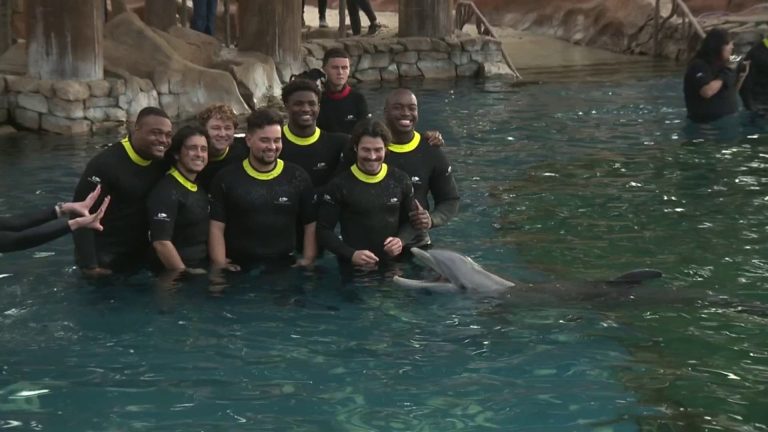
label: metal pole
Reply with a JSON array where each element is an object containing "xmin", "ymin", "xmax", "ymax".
[
  {"xmin": 224, "ymin": 0, "xmax": 231, "ymax": 46},
  {"xmin": 653, "ymin": 0, "xmax": 660, "ymax": 57},
  {"xmin": 338, "ymin": 0, "xmax": 346, "ymax": 37}
]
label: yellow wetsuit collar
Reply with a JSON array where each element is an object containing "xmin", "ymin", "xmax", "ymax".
[
  {"xmin": 387, "ymin": 131, "xmax": 421, "ymax": 153},
  {"xmin": 351, "ymin": 163, "xmax": 388, "ymax": 184},
  {"xmin": 242, "ymin": 158, "xmax": 284, "ymax": 180},
  {"xmin": 763, "ymin": 38, "xmax": 768, "ymax": 49},
  {"xmin": 209, "ymin": 146, "xmax": 230, "ymax": 162},
  {"xmin": 121, "ymin": 136, "xmax": 152, "ymax": 166},
  {"xmin": 168, "ymin": 167, "xmax": 198, "ymax": 192},
  {"xmin": 283, "ymin": 125, "xmax": 321, "ymax": 146}
]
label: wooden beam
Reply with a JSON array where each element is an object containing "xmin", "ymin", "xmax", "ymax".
[
  {"xmin": 399, "ymin": 0, "xmax": 452, "ymax": 38},
  {"xmin": 145, "ymin": 0, "xmax": 177, "ymax": 31},
  {"xmin": 653, "ymin": 0, "xmax": 660, "ymax": 57},
  {"xmin": 0, "ymin": 0, "xmax": 11, "ymax": 55},
  {"xmin": 239, "ymin": 0, "xmax": 301, "ymax": 66}
]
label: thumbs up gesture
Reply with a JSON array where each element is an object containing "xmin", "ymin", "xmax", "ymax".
[{"xmin": 409, "ymin": 199, "xmax": 432, "ymax": 231}]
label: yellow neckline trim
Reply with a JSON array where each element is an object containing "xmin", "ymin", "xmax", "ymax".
[
  {"xmin": 283, "ymin": 124, "xmax": 321, "ymax": 146},
  {"xmin": 168, "ymin": 167, "xmax": 198, "ymax": 192},
  {"xmin": 351, "ymin": 163, "xmax": 388, "ymax": 183},
  {"xmin": 209, "ymin": 146, "xmax": 230, "ymax": 162},
  {"xmin": 121, "ymin": 136, "xmax": 152, "ymax": 166},
  {"xmin": 242, "ymin": 158, "xmax": 284, "ymax": 180},
  {"xmin": 388, "ymin": 131, "xmax": 421, "ymax": 153}
]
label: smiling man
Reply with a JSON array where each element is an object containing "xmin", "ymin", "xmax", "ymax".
[
  {"xmin": 195, "ymin": 104, "xmax": 249, "ymax": 190},
  {"xmin": 318, "ymin": 119, "xmax": 415, "ymax": 269},
  {"xmin": 72, "ymin": 107, "xmax": 173, "ymax": 275},
  {"xmin": 383, "ymin": 89, "xmax": 459, "ymax": 248},
  {"xmin": 208, "ymin": 108, "xmax": 317, "ymax": 271}
]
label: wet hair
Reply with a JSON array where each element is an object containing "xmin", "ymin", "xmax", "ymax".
[
  {"xmin": 136, "ymin": 106, "xmax": 170, "ymax": 125},
  {"xmin": 164, "ymin": 125, "xmax": 209, "ymax": 166},
  {"xmin": 196, "ymin": 103, "xmax": 238, "ymax": 129},
  {"xmin": 281, "ymin": 78, "xmax": 321, "ymax": 104},
  {"xmin": 322, "ymin": 48, "xmax": 350, "ymax": 66},
  {"xmin": 350, "ymin": 118, "xmax": 392, "ymax": 151},
  {"xmin": 246, "ymin": 107, "xmax": 284, "ymax": 133},
  {"xmin": 695, "ymin": 28, "xmax": 731, "ymax": 66}
]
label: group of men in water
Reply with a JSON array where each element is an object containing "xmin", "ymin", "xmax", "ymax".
[{"xmin": 59, "ymin": 47, "xmax": 459, "ymax": 278}]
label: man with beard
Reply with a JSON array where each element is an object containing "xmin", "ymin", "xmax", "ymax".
[
  {"xmin": 280, "ymin": 78, "xmax": 350, "ymax": 189},
  {"xmin": 208, "ymin": 108, "xmax": 317, "ymax": 271},
  {"xmin": 195, "ymin": 104, "xmax": 249, "ymax": 190},
  {"xmin": 383, "ymin": 88, "xmax": 459, "ymax": 248},
  {"xmin": 318, "ymin": 119, "xmax": 414, "ymax": 268},
  {"xmin": 72, "ymin": 107, "xmax": 172, "ymax": 275}
]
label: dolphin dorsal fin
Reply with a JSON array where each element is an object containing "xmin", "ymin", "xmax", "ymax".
[{"xmin": 608, "ymin": 269, "xmax": 663, "ymax": 285}]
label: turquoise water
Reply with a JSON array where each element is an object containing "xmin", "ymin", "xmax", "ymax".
[{"xmin": 1, "ymin": 68, "xmax": 767, "ymax": 431}]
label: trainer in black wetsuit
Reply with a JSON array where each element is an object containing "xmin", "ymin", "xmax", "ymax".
[
  {"xmin": 740, "ymin": 38, "xmax": 768, "ymax": 114},
  {"xmin": 317, "ymin": 48, "xmax": 370, "ymax": 135},
  {"xmin": 208, "ymin": 108, "xmax": 317, "ymax": 270},
  {"xmin": 147, "ymin": 126, "xmax": 211, "ymax": 271},
  {"xmin": 0, "ymin": 188, "xmax": 109, "ymax": 253},
  {"xmin": 384, "ymin": 88, "xmax": 459, "ymax": 248},
  {"xmin": 318, "ymin": 119, "xmax": 414, "ymax": 267},
  {"xmin": 281, "ymin": 78, "xmax": 350, "ymax": 188},
  {"xmin": 72, "ymin": 107, "xmax": 172, "ymax": 275},
  {"xmin": 195, "ymin": 104, "xmax": 250, "ymax": 190},
  {"xmin": 683, "ymin": 28, "xmax": 747, "ymax": 123}
]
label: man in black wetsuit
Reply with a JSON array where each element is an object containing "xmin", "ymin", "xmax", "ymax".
[
  {"xmin": 383, "ymin": 88, "xmax": 459, "ymax": 248},
  {"xmin": 147, "ymin": 126, "xmax": 210, "ymax": 273},
  {"xmin": 318, "ymin": 119, "xmax": 414, "ymax": 268},
  {"xmin": 1, "ymin": 186, "xmax": 109, "ymax": 253},
  {"xmin": 208, "ymin": 108, "xmax": 317, "ymax": 271},
  {"xmin": 72, "ymin": 107, "xmax": 173, "ymax": 276},
  {"xmin": 195, "ymin": 103, "xmax": 249, "ymax": 190},
  {"xmin": 317, "ymin": 48, "xmax": 370, "ymax": 135},
  {"xmin": 740, "ymin": 37, "xmax": 768, "ymax": 114},
  {"xmin": 281, "ymin": 78, "xmax": 350, "ymax": 188}
]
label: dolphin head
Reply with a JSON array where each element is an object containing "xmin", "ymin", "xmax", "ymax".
[{"xmin": 393, "ymin": 248, "xmax": 516, "ymax": 294}]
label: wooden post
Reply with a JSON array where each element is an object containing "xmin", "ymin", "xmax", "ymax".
[
  {"xmin": 653, "ymin": 0, "xmax": 660, "ymax": 57},
  {"xmin": 27, "ymin": 0, "xmax": 104, "ymax": 80},
  {"xmin": 224, "ymin": 0, "xmax": 231, "ymax": 46},
  {"xmin": 145, "ymin": 0, "xmax": 177, "ymax": 31},
  {"xmin": 0, "ymin": 0, "xmax": 11, "ymax": 55},
  {"xmin": 180, "ymin": 0, "xmax": 189, "ymax": 27},
  {"xmin": 338, "ymin": 0, "xmax": 346, "ymax": 37},
  {"xmin": 399, "ymin": 0, "xmax": 452, "ymax": 38},
  {"xmin": 238, "ymin": 0, "xmax": 301, "ymax": 66}
]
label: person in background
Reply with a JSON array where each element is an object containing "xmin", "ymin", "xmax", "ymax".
[
  {"xmin": 303, "ymin": 0, "xmax": 329, "ymax": 28},
  {"xmin": 147, "ymin": 126, "xmax": 210, "ymax": 273},
  {"xmin": 317, "ymin": 48, "xmax": 370, "ymax": 135},
  {"xmin": 195, "ymin": 104, "xmax": 248, "ymax": 190},
  {"xmin": 739, "ymin": 37, "xmax": 768, "ymax": 114},
  {"xmin": 1, "ymin": 186, "xmax": 109, "ymax": 253},
  {"xmin": 684, "ymin": 28, "xmax": 749, "ymax": 123},
  {"xmin": 192, "ymin": 0, "xmax": 217, "ymax": 36},
  {"xmin": 347, "ymin": 0, "xmax": 381, "ymax": 36},
  {"xmin": 72, "ymin": 107, "xmax": 172, "ymax": 276}
]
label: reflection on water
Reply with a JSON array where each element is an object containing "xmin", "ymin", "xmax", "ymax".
[{"xmin": 1, "ymin": 71, "xmax": 768, "ymax": 431}]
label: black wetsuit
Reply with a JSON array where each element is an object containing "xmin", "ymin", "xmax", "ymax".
[
  {"xmin": 740, "ymin": 40, "xmax": 768, "ymax": 113},
  {"xmin": 684, "ymin": 58, "xmax": 739, "ymax": 123},
  {"xmin": 0, "ymin": 208, "xmax": 70, "ymax": 253},
  {"xmin": 209, "ymin": 158, "xmax": 315, "ymax": 267},
  {"xmin": 318, "ymin": 163, "xmax": 414, "ymax": 262},
  {"xmin": 72, "ymin": 137, "xmax": 167, "ymax": 271},
  {"xmin": 317, "ymin": 86, "xmax": 369, "ymax": 135},
  {"xmin": 385, "ymin": 131, "xmax": 460, "ymax": 246},
  {"xmin": 280, "ymin": 125, "xmax": 350, "ymax": 188},
  {"xmin": 196, "ymin": 137, "xmax": 249, "ymax": 191},
  {"xmin": 146, "ymin": 169, "xmax": 210, "ymax": 268}
]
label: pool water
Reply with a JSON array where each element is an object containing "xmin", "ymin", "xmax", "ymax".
[{"xmin": 1, "ymin": 67, "xmax": 767, "ymax": 431}]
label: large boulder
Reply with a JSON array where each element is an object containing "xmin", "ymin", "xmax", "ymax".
[{"xmin": 103, "ymin": 12, "xmax": 249, "ymax": 120}]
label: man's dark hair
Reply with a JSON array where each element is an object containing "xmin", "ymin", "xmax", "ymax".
[
  {"xmin": 165, "ymin": 125, "xmax": 209, "ymax": 166},
  {"xmin": 246, "ymin": 108, "xmax": 284, "ymax": 133},
  {"xmin": 322, "ymin": 48, "xmax": 350, "ymax": 66},
  {"xmin": 350, "ymin": 118, "xmax": 392, "ymax": 151},
  {"xmin": 282, "ymin": 78, "xmax": 321, "ymax": 104},
  {"xmin": 136, "ymin": 106, "xmax": 171, "ymax": 125}
]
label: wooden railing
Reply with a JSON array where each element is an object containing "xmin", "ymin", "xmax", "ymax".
[{"xmin": 454, "ymin": 0, "xmax": 522, "ymax": 79}]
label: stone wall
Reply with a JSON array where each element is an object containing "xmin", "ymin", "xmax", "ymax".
[{"xmin": 301, "ymin": 34, "xmax": 512, "ymax": 81}]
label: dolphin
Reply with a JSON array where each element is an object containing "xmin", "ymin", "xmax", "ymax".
[{"xmin": 393, "ymin": 248, "xmax": 663, "ymax": 299}]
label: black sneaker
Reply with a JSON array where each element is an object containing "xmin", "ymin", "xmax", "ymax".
[{"xmin": 367, "ymin": 22, "xmax": 382, "ymax": 35}]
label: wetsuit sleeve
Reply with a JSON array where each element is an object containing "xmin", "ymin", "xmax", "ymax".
[
  {"xmin": 209, "ymin": 177, "xmax": 227, "ymax": 223},
  {"xmin": 428, "ymin": 150, "xmax": 460, "ymax": 227},
  {"xmin": 0, "ymin": 215, "xmax": 70, "ymax": 253},
  {"xmin": 396, "ymin": 179, "xmax": 418, "ymax": 245},
  {"xmin": 317, "ymin": 181, "xmax": 356, "ymax": 260},
  {"xmin": 0, "ymin": 207, "xmax": 57, "ymax": 231},
  {"xmin": 146, "ymin": 181, "xmax": 178, "ymax": 242},
  {"xmin": 356, "ymin": 93, "xmax": 370, "ymax": 121},
  {"xmin": 71, "ymin": 160, "xmax": 107, "ymax": 269}
]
